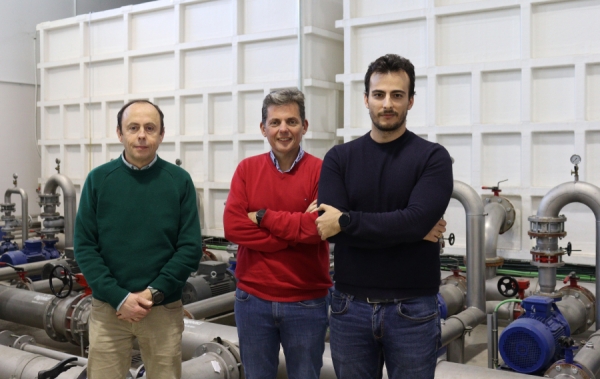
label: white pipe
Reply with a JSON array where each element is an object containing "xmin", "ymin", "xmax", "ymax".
[
  {"xmin": 484, "ymin": 202, "xmax": 506, "ymax": 279},
  {"xmin": 0, "ymin": 345, "xmax": 85, "ymax": 379},
  {"xmin": 535, "ymin": 181, "xmax": 600, "ymax": 328},
  {"xmin": 43, "ymin": 174, "xmax": 76, "ymax": 249},
  {"xmin": 4, "ymin": 187, "xmax": 28, "ymax": 241},
  {"xmin": 451, "ymin": 181, "xmax": 485, "ymax": 311}
]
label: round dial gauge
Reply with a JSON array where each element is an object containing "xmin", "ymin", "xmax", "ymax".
[{"xmin": 570, "ymin": 154, "xmax": 581, "ymax": 165}]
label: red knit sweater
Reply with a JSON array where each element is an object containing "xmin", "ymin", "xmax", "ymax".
[{"xmin": 224, "ymin": 152, "xmax": 331, "ymax": 301}]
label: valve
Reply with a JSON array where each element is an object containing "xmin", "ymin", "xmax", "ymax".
[
  {"xmin": 441, "ymin": 233, "xmax": 455, "ymax": 246},
  {"xmin": 497, "ymin": 276, "xmax": 519, "ymax": 297},
  {"xmin": 563, "ymin": 271, "xmax": 581, "ymax": 288},
  {"xmin": 564, "ymin": 242, "xmax": 581, "ymax": 257},
  {"xmin": 176, "ymin": 158, "xmax": 182, "ymax": 166},
  {"xmin": 55, "ymin": 158, "xmax": 61, "ymax": 174},
  {"xmin": 482, "ymin": 179, "xmax": 508, "ymax": 197},
  {"xmin": 558, "ymin": 336, "xmax": 579, "ymax": 365},
  {"xmin": 0, "ymin": 261, "xmax": 28, "ymax": 285},
  {"xmin": 516, "ymin": 278, "xmax": 530, "ymax": 300},
  {"xmin": 12, "ymin": 173, "xmax": 17, "ymax": 187},
  {"xmin": 49, "ymin": 265, "xmax": 73, "ymax": 298},
  {"xmin": 38, "ymin": 357, "xmax": 77, "ymax": 379}
]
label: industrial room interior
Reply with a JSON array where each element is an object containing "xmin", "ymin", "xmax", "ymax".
[{"xmin": 1, "ymin": 0, "xmax": 600, "ymax": 378}]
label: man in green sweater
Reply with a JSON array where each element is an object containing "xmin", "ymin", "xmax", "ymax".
[{"xmin": 74, "ymin": 100, "xmax": 202, "ymax": 379}]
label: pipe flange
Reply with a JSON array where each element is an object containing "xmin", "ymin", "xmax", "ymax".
[
  {"xmin": 441, "ymin": 273, "xmax": 467, "ymax": 289},
  {"xmin": 485, "ymin": 256, "xmax": 504, "ymax": 267},
  {"xmin": 530, "ymin": 251, "xmax": 565, "ymax": 268},
  {"xmin": 193, "ymin": 339, "xmax": 242, "ymax": 378},
  {"xmin": 12, "ymin": 335, "xmax": 35, "ymax": 349},
  {"xmin": 559, "ymin": 285, "xmax": 596, "ymax": 334},
  {"xmin": 544, "ymin": 362, "xmax": 592, "ymax": 379},
  {"xmin": 66, "ymin": 295, "xmax": 92, "ymax": 346},
  {"xmin": 220, "ymin": 338, "xmax": 244, "ymax": 379},
  {"xmin": 484, "ymin": 196, "xmax": 516, "ymax": 234},
  {"xmin": 38, "ymin": 193, "xmax": 60, "ymax": 205},
  {"xmin": 0, "ymin": 330, "xmax": 17, "ymax": 346},
  {"xmin": 0, "ymin": 203, "xmax": 16, "ymax": 212},
  {"xmin": 528, "ymin": 215, "xmax": 566, "ymax": 236},
  {"xmin": 533, "ymin": 290, "xmax": 564, "ymax": 299},
  {"xmin": 44, "ymin": 295, "xmax": 67, "ymax": 342}
]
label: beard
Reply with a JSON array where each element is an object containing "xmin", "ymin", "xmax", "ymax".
[{"xmin": 370, "ymin": 109, "xmax": 407, "ymax": 132}]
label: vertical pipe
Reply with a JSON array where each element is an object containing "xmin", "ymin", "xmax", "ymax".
[
  {"xmin": 596, "ymin": 220, "xmax": 600, "ymax": 328},
  {"xmin": 451, "ymin": 181, "xmax": 485, "ymax": 311},
  {"xmin": 487, "ymin": 314, "xmax": 493, "ymax": 368},
  {"xmin": 447, "ymin": 335, "xmax": 465, "ymax": 363},
  {"xmin": 492, "ymin": 311, "xmax": 499, "ymax": 368},
  {"xmin": 484, "ymin": 202, "xmax": 506, "ymax": 280},
  {"xmin": 43, "ymin": 174, "xmax": 76, "ymax": 249},
  {"xmin": 4, "ymin": 188, "xmax": 29, "ymax": 241}
]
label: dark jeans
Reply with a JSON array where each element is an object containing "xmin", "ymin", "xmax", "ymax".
[
  {"xmin": 234, "ymin": 288, "xmax": 328, "ymax": 379},
  {"xmin": 329, "ymin": 288, "xmax": 440, "ymax": 379}
]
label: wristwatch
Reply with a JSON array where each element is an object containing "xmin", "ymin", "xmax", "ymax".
[
  {"xmin": 338, "ymin": 212, "xmax": 351, "ymax": 231},
  {"xmin": 256, "ymin": 209, "xmax": 266, "ymax": 227},
  {"xmin": 150, "ymin": 288, "xmax": 164, "ymax": 305}
]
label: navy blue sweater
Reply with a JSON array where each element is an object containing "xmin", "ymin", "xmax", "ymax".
[{"xmin": 318, "ymin": 131, "xmax": 453, "ymax": 299}]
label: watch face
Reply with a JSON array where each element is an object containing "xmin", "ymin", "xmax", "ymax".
[
  {"xmin": 339, "ymin": 213, "xmax": 350, "ymax": 228},
  {"xmin": 153, "ymin": 291, "xmax": 164, "ymax": 304}
]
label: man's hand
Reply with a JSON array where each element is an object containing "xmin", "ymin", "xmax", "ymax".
[
  {"xmin": 116, "ymin": 292, "xmax": 152, "ymax": 322},
  {"xmin": 315, "ymin": 204, "xmax": 342, "ymax": 240},
  {"xmin": 305, "ymin": 199, "xmax": 318, "ymax": 213},
  {"xmin": 248, "ymin": 212, "xmax": 258, "ymax": 224},
  {"xmin": 423, "ymin": 219, "xmax": 447, "ymax": 243}
]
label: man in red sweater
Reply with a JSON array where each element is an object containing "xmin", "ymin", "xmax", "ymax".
[{"xmin": 223, "ymin": 88, "xmax": 331, "ymax": 379}]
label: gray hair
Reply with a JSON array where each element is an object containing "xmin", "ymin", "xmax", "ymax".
[{"xmin": 261, "ymin": 88, "xmax": 306, "ymax": 126}]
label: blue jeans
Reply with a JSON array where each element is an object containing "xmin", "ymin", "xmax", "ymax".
[
  {"xmin": 235, "ymin": 288, "xmax": 328, "ymax": 379},
  {"xmin": 329, "ymin": 289, "xmax": 440, "ymax": 379}
]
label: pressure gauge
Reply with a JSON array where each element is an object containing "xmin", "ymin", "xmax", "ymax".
[{"xmin": 570, "ymin": 154, "xmax": 581, "ymax": 165}]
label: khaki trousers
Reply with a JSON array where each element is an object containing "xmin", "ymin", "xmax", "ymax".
[{"xmin": 88, "ymin": 297, "xmax": 184, "ymax": 379}]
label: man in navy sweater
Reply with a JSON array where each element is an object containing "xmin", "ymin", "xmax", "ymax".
[{"xmin": 316, "ymin": 54, "xmax": 453, "ymax": 379}]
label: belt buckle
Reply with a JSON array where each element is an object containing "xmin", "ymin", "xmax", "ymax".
[{"xmin": 367, "ymin": 297, "xmax": 382, "ymax": 304}]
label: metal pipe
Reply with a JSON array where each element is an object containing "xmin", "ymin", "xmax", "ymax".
[
  {"xmin": 435, "ymin": 360, "xmax": 540, "ymax": 378},
  {"xmin": 0, "ymin": 258, "xmax": 61, "ymax": 281},
  {"xmin": 484, "ymin": 202, "xmax": 506, "ymax": 280},
  {"xmin": 555, "ymin": 294, "xmax": 591, "ymax": 335},
  {"xmin": 439, "ymin": 282, "xmax": 466, "ymax": 317},
  {"xmin": 21, "ymin": 344, "xmax": 87, "ymax": 366},
  {"xmin": 440, "ymin": 307, "xmax": 486, "ymax": 348},
  {"xmin": 0, "ymin": 286, "xmax": 53, "ymax": 330},
  {"xmin": 0, "ymin": 344, "xmax": 86, "ymax": 379},
  {"xmin": 4, "ymin": 187, "xmax": 28, "ymax": 241},
  {"xmin": 43, "ymin": 174, "xmax": 77, "ymax": 249},
  {"xmin": 183, "ymin": 291, "xmax": 234, "ymax": 319},
  {"xmin": 486, "ymin": 301, "xmax": 515, "ymax": 322},
  {"xmin": 451, "ymin": 180, "xmax": 486, "ymax": 311},
  {"xmin": 535, "ymin": 181, "xmax": 600, "ymax": 328},
  {"xmin": 575, "ymin": 330, "xmax": 600, "ymax": 378}
]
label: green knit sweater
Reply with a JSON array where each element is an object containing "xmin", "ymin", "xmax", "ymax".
[{"xmin": 74, "ymin": 157, "xmax": 202, "ymax": 309}]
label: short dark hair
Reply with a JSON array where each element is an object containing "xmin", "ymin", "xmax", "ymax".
[
  {"xmin": 117, "ymin": 99, "xmax": 165, "ymax": 134},
  {"xmin": 261, "ymin": 88, "xmax": 306, "ymax": 126},
  {"xmin": 364, "ymin": 54, "xmax": 416, "ymax": 98}
]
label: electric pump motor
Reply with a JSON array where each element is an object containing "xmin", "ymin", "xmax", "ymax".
[
  {"xmin": 181, "ymin": 261, "xmax": 236, "ymax": 304},
  {"xmin": 499, "ymin": 296, "xmax": 571, "ymax": 374}
]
